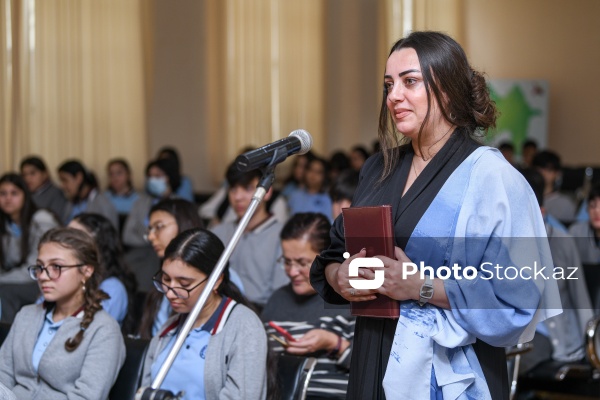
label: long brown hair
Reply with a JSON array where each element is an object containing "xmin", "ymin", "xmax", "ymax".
[
  {"xmin": 38, "ymin": 227, "xmax": 108, "ymax": 351},
  {"xmin": 378, "ymin": 31, "xmax": 497, "ymax": 181}
]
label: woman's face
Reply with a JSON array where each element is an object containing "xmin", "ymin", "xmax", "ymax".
[
  {"xmin": 59, "ymin": 171, "xmax": 83, "ymax": 200},
  {"xmin": 384, "ymin": 48, "xmax": 446, "ymax": 140},
  {"xmin": 108, "ymin": 163, "xmax": 130, "ymax": 193},
  {"xmin": 589, "ymin": 197, "xmax": 600, "ymax": 232},
  {"xmin": 0, "ymin": 182, "xmax": 25, "ymax": 219},
  {"xmin": 280, "ymin": 237, "xmax": 318, "ymax": 296},
  {"xmin": 146, "ymin": 166, "xmax": 171, "ymax": 197},
  {"xmin": 21, "ymin": 165, "xmax": 48, "ymax": 192},
  {"xmin": 160, "ymin": 258, "xmax": 210, "ymax": 314},
  {"xmin": 36, "ymin": 242, "xmax": 92, "ymax": 306},
  {"xmin": 147, "ymin": 210, "xmax": 179, "ymax": 258}
]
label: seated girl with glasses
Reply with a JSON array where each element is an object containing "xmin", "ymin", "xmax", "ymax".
[
  {"xmin": 261, "ymin": 213, "xmax": 355, "ymax": 400},
  {"xmin": 141, "ymin": 228, "xmax": 267, "ymax": 399},
  {"xmin": 0, "ymin": 227, "xmax": 126, "ymax": 399}
]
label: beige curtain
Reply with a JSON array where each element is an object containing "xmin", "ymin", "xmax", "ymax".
[
  {"xmin": 202, "ymin": 0, "xmax": 325, "ymax": 180},
  {"xmin": 0, "ymin": 0, "xmax": 147, "ymax": 188}
]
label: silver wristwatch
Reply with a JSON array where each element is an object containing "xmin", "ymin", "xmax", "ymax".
[{"xmin": 418, "ymin": 275, "xmax": 434, "ymax": 306}]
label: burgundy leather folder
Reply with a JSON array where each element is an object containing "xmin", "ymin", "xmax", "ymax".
[{"xmin": 342, "ymin": 205, "xmax": 400, "ymax": 318}]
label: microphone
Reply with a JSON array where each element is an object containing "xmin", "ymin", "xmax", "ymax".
[{"xmin": 235, "ymin": 130, "xmax": 313, "ymax": 172}]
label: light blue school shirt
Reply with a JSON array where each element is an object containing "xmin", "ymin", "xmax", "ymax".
[
  {"xmin": 151, "ymin": 297, "xmax": 227, "ymax": 400},
  {"xmin": 100, "ymin": 276, "xmax": 128, "ymax": 325},
  {"xmin": 287, "ymin": 190, "xmax": 332, "ymax": 221},
  {"xmin": 32, "ymin": 312, "xmax": 65, "ymax": 372},
  {"xmin": 105, "ymin": 190, "xmax": 140, "ymax": 215},
  {"xmin": 176, "ymin": 176, "xmax": 195, "ymax": 203}
]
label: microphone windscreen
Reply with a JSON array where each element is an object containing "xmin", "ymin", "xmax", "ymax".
[{"xmin": 289, "ymin": 129, "xmax": 313, "ymax": 155}]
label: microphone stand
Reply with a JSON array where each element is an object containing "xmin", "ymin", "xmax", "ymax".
[{"xmin": 137, "ymin": 157, "xmax": 280, "ymax": 400}]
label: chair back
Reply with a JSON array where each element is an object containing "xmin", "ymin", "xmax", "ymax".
[
  {"xmin": 109, "ymin": 337, "xmax": 150, "ymax": 400},
  {"xmin": 277, "ymin": 355, "xmax": 317, "ymax": 400}
]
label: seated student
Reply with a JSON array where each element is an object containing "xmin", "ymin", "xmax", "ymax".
[
  {"xmin": 262, "ymin": 213, "xmax": 354, "ymax": 399},
  {"xmin": 330, "ymin": 169, "xmax": 360, "ymax": 220},
  {"xmin": 20, "ymin": 156, "xmax": 69, "ymax": 224},
  {"xmin": 521, "ymin": 139, "xmax": 538, "ymax": 169},
  {"xmin": 569, "ymin": 184, "xmax": 600, "ymax": 264},
  {"xmin": 0, "ymin": 173, "xmax": 60, "ymax": 323},
  {"xmin": 288, "ymin": 156, "xmax": 333, "ymax": 221},
  {"xmin": 68, "ymin": 213, "xmax": 138, "ymax": 331},
  {"xmin": 518, "ymin": 169, "xmax": 593, "ymax": 374},
  {"xmin": 532, "ymin": 150, "xmax": 577, "ymax": 224},
  {"xmin": 211, "ymin": 162, "xmax": 289, "ymax": 311},
  {"xmin": 57, "ymin": 160, "xmax": 119, "ymax": 231},
  {"xmin": 497, "ymin": 141, "xmax": 516, "ymax": 167},
  {"xmin": 104, "ymin": 158, "xmax": 139, "ymax": 217},
  {"xmin": 141, "ymin": 228, "xmax": 267, "ymax": 400},
  {"xmin": 156, "ymin": 146, "xmax": 195, "ymax": 203},
  {"xmin": 0, "ymin": 227, "xmax": 125, "ymax": 399}
]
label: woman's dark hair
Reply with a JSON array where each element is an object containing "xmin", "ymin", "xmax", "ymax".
[
  {"xmin": 58, "ymin": 160, "xmax": 99, "ymax": 202},
  {"xmin": 329, "ymin": 151, "xmax": 351, "ymax": 175},
  {"xmin": 145, "ymin": 158, "xmax": 181, "ymax": 194},
  {"xmin": 378, "ymin": 31, "xmax": 497, "ymax": 180},
  {"xmin": 38, "ymin": 227, "xmax": 108, "ymax": 351},
  {"xmin": 0, "ymin": 173, "xmax": 39, "ymax": 268},
  {"xmin": 107, "ymin": 158, "xmax": 133, "ymax": 192},
  {"xmin": 157, "ymin": 146, "xmax": 182, "ymax": 174},
  {"xmin": 20, "ymin": 156, "xmax": 49, "ymax": 173},
  {"xmin": 163, "ymin": 228, "xmax": 251, "ymax": 308},
  {"xmin": 280, "ymin": 213, "xmax": 332, "ymax": 253},
  {"xmin": 72, "ymin": 213, "xmax": 138, "ymax": 332},
  {"xmin": 149, "ymin": 198, "xmax": 204, "ymax": 232}
]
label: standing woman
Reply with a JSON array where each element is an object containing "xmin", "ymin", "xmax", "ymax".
[
  {"xmin": 0, "ymin": 228, "xmax": 125, "ymax": 399},
  {"xmin": 0, "ymin": 173, "xmax": 60, "ymax": 323},
  {"xmin": 20, "ymin": 156, "xmax": 69, "ymax": 224},
  {"xmin": 310, "ymin": 31, "xmax": 559, "ymax": 399},
  {"xmin": 57, "ymin": 160, "xmax": 119, "ymax": 232},
  {"xmin": 141, "ymin": 228, "xmax": 267, "ymax": 399},
  {"xmin": 69, "ymin": 213, "xmax": 138, "ymax": 331}
]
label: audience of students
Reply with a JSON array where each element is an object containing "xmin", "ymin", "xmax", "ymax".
[
  {"xmin": 0, "ymin": 173, "xmax": 60, "ymax": 323},
  {"xmin": 141, "ymin": 228, "xmax": 268, "ymax": 399},
  {"xmin": 20, "ymin": 156, "xmax": 69, "ymax": 224},
  {"xmin": 518, "ymin": 169, "xmax": 593, "ymax": 374},
  {"xmin": 330, "ymin": 169, "xmax": 360, "ymax": 220},
  {"xmin": 0, "ymin": 227, "xmax": 125, "ymax": 399}
]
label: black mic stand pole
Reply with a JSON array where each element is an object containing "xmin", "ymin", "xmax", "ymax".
[{"xmin": 137, "ymin": 153, "xmax": 282, "ymax": 400}]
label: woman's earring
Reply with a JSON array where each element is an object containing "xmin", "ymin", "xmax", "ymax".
[
  {"xmin": 450, "ymin": 112, "xmax": 456, "ymax": 120},
  {"xmin": 81, "ymin": 280, "xmax": 86, "ymax": 293}
]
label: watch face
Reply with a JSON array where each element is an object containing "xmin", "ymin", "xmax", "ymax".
[{"xmin": 421, "ymin": 286, "xmax": 434, "ymax": 299}]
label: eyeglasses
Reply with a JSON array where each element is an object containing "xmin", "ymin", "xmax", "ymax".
[
  {"xmin": 152, "ymin": 271, "xmax": 209, "ymax": 299},
  {"xmin": 277, "ymin": 256, "xmax": 314, "ymax": 270},
  {"xmin": 144, "ymin": 221, "xmax": 176, "ymax": 242},
  {"xmin": 28, "ymin": 263, "xmax": 84, "ymax": 280}
]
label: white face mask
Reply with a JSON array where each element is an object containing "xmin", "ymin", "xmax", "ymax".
[{"xmin": 146, "ymin": 176, "xmax": 168, "ymax": 197}]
